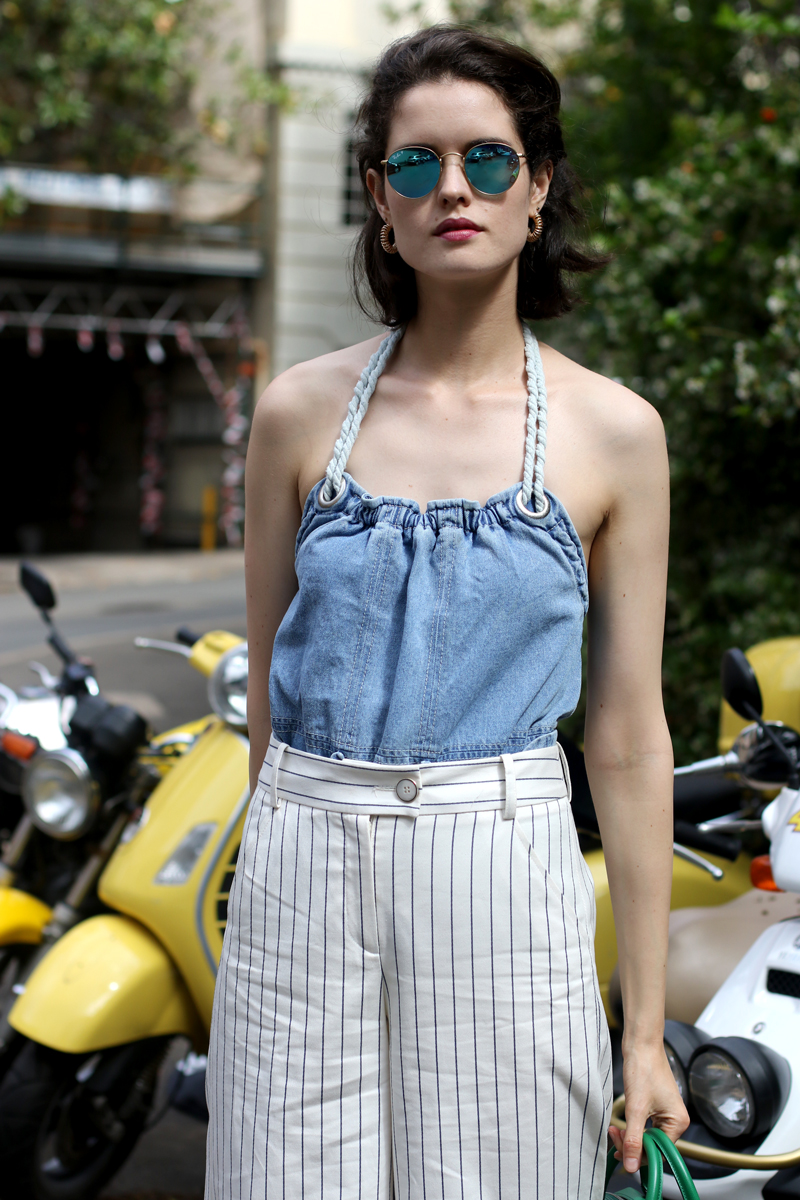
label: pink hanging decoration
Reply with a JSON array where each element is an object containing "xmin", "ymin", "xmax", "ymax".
[
  {"xmin": 27, "ymin": 325, "xmax": 43, "ymax": 357},
  {"xmin": 174, "ymin": 320, "xmax": 252, "ymax": 547},
  {"xmin": 107, "ymin": 321, "xmax": 124, "ymax": 361},
  {"xmin": 139, "ymin": 380, "xmax": 168, "ymax": 538}
]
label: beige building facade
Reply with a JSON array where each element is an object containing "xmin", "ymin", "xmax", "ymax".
[{"xmin": 268, "ymin": 0, "xmax": 449, "ymax": 376}]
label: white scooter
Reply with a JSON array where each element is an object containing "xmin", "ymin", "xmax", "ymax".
[{"xmin": 614, "ymin": 648, "xmax": 800, "ymax": 1198}]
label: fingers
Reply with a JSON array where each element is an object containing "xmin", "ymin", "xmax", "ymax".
[
  {"xmin": 622, "ymin": 1110, "xmax": 644, "ymax": 1174},
  {"xmin": 608, "ymin": 1125, "xmax": 624, "ymax": 1160},
  {"xmin": 653, "ymin": 1108, "xmax": 690, "ymax": 1142}
]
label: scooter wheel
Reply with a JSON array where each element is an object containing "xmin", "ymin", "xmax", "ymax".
[{"xmin": 0, "ymin": 1037, "xmax": 167, "ymax": 1200}]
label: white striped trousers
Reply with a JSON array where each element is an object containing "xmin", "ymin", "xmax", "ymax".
[{"xmin": 205, "ymin": 736, "xmax": 612, "ymax": 1200}]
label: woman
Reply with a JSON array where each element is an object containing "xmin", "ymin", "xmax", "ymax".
[{"xmin": 206, "ymin": 25, "xmax": 689, "ymax": 1200}]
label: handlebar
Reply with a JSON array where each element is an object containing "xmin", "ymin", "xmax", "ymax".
[
  {"xmin": 45, "ymin": 621, "xmax": 76, "ymax": 666},
  {"xmin": 175, "ymin": 626, "xmax": 201, "ymax": 647},
  {"xmin": 134, "ymin": 637, "xmax": 192, "ymax": 658},
  {"xmin": 673, "ymin": 751, "xmax": 739, "ymax": 776}
]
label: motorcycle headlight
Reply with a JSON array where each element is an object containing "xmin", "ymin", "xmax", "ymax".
[
  {"xmin": 688, "ymin": 1037, "xmax": 789, "ymax": 1141},
  {"xmin": 208, "ymin": 643, "xmax": 248, "ymax": 729},
  {"xmin": 663, "ymin": 1020, "xmax": 705, "ymax": 1103},
  {"xmin": 22, "ymin": 748, "xmax": 99, "ymax": 840}
]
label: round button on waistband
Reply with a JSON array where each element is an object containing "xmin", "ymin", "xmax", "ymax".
[{"xmin": 395, "ymin": 778, "xmax": 418, "ymax": 803}]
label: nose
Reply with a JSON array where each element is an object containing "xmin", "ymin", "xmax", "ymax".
[{"xmin": 437, "ymin": 152, "xmax": 470, "ymax": 206}]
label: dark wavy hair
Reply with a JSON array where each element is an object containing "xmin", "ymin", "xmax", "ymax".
[{"xmin": 351, "ymin": 25, "xmax": 606, "ymax": 327}]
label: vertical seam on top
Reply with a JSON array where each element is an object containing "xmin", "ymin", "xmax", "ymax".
[
  {"xmin": 349, "ymin": 525, "xmax": 396, "ymax": 743},
  {"xmin": 416, "ymin": 528, "xmax": 447, "ymax": 750},
  {"xmin": 336, "ymin": 527, "xmax": 389, "ymax": 747},
  {"xmin": 423, "ymin": 529, "xmax": 456, "ymax": 757}
]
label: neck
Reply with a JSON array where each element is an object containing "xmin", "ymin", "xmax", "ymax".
[{"xmin": 400, "ymin": 263, "xmax": 525, "ymax": 386}]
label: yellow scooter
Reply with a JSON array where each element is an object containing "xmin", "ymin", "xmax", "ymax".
[
  {"xmin": 1, "ymin": 637, "xmax": 789, "ymax": 1199},
  {"xmin": 0, "ymin": 632, "xmax": 247, "ymax": 1199},
  {"xmin": 0, "ymin": 563, "xmax": 228, "ymax": 1079},
  {"xmin": 0, "ymin": 616, "xmax": 233, "ymax": 1065}
]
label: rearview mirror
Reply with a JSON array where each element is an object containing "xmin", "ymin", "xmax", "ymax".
[
  {"xmin": 19, "ymin": 562, "xmax": 57, "ymax": 612},
  {"xmin": 721, "ymin": 648, "xmax": 763, "ymax": 720}
]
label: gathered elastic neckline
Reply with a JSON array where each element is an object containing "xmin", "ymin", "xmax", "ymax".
[
  {"xmin": 306, "ymin": 472, "xmax": 525, "ymax": 521},
  {"xmin": 300, "ymin": 472, "xmax": 589, "ymax": 591}
]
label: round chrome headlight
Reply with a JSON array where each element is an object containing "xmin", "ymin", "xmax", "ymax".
[
  {"xmin": 22, "ymin": 748, "xmax": 99, "ymax": 840},
  {"xmin": 689, "ymin": 1049, "xmax": 754, "ymax": 1138},
  {"xmin": 688, "ymin": 1037, "xmax": 788, "ymax": 1142},
  {"xmin": 208, "ymin": 643, "xmax": 248, "ymax": 729}
]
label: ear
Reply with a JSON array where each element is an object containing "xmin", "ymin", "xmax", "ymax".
[
  {"xmin": 528, "ymin": 159, "xmax": 554, "ymax": 219},
  {"xmin": 367, "ymin": 168, "xmax": 391, "ymax": 223}
]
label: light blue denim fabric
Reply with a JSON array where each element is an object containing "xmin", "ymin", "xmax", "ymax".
[{"xmin": 269, "ymin": 473, "xmax": 588, "ymax": 765}]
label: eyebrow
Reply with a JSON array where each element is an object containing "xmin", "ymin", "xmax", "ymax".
[{"xmin": 389, "ymin": 136, "xmax": 516, "ymax": 154}]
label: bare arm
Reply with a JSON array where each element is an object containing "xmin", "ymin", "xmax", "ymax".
[
  {"xmin": 244, "ymin": 378, "xmax": 306, "ymax": 795},
  {"xmin": 582, "ymin": 396, "xmax": 689, "ymax": 1171}
]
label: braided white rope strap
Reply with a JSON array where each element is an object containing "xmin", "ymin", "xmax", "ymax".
[
  {"xmin": 320, "ymin": 326, "xmax": 405, "ymax": 505},
  {"xmin": 519, "ymin": 324, "xmax": 549, "ymax": 518}
]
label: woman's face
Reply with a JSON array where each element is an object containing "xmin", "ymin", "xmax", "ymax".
[{"xmin": 367, "ymin": 78, "xmax": 551, "ymax": 286}]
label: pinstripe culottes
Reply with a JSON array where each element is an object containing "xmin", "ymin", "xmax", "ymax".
[{"xmin": 205, "ymin": 736, "xmax": 612, "ymax": 1200}]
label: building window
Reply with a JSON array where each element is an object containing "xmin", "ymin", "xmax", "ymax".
[{"xmin": 342, "ymin": 135, "xmax": 368, "ymax": 226}]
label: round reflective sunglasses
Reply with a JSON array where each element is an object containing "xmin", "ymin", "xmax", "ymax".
[{"xmin": 381, "ymin": 143, "xmax": 527, "ymax": 199}]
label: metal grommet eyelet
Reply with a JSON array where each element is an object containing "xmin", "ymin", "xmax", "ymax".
[
  {"xmin": 515, "ymin": 487, "xmax": 550, "ymax": 520},
  {"xmin": 317, "ymin": 478, "xmax": 347, "ymax": 509}
]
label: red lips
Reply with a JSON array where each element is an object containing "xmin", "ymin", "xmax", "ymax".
[{"xmin": 434, "ymin": 217, "xmax": 482, "ymax": 235}]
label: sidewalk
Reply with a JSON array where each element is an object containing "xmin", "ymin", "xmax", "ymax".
[{"xmin": 0, "ymin": 550, "xmax": 244, "ymax": 596}]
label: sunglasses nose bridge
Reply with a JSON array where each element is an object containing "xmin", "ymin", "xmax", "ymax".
[{"xmin": 437, "ymin": 152, "xmax": 470, "ymax": 194}]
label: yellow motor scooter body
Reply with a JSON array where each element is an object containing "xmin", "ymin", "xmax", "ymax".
[
  {"xmin": 133, "ymin": 631, "xmax": 243, "ymax": 779},
  {"xmin": 589, "ymin": 845, "xmax": 753, "ymax": 1026},
  {"xmin": 188, "ymin": 630, "xmax": 244, "ymax": 677},
  {"xmin": 0, "ymin": 888, "xmax": 52, "ymax": 946},
  {"xmin": 9, "ymin": 914, "xmax": 203, "ymax": 1053},
  {"xmin": 99, "ymin": 718, "xmax": 250, "ymax": 1029},
  {"xmin": 719, "ymin": 637, "xmax": 800, "ymax": 753},
  {"xmin": 138, "ymin": 715, "xmax": 216, "ymax": 779}
]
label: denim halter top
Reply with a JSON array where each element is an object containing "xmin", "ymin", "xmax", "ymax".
[{"xmin": 269, "ymin": 325, "xmax": 588, "ymax": 765}]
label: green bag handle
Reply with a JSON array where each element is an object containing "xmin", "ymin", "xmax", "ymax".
[{"xmin": 605, "ymin": 1127, "xmax": 700, "ymax": 1200}]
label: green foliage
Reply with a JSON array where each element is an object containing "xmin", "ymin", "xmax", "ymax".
[
  {"xmin": 454, "ymin": 0, "xmax": 800, "ymax": 761},
  {"xmin": 0, "ymin": 0, "xmax": 198, "ymax": 174}
]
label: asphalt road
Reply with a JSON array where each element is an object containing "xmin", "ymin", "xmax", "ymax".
[
  {"xmin": 0, "ymin": 552, "xmax": 247, "ymax": 732},
  {"xmin": 0, "ymin": 552, "xmax": 246, "ymax": 1200}
]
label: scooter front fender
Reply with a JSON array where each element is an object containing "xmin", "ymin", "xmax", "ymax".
[
  {"xmin": 9, "ymin": 914, "xmax": 203, "ymax": 1053},
  {"xmin": 0, "ymin": 888, "xmax": 52, "ymax": 946}
]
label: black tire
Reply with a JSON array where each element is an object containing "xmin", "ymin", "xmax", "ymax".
[
  {"xmin": 0, "ymin": 1038, "xmax": 166, "ymax": 1200},
  {"xmin": 0, "ymin": 945, "xmax": 36, "ymax": 1083}
]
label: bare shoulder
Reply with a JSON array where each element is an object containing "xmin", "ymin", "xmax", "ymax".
[
  {"xmin": 251, "ymin": 334, "xmax": 385, "ymax": 444},
  {"xmin": 541, "ymin": 342, "xmax": 666, "ymax": 462},
  {"xmin": 247, "ymin": 334, "xmax": 386, "ymax": 500}
]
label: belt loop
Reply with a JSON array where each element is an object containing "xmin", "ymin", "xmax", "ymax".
[
  {"xmin": 557, "ymin": 741, "xmax": 572, "ymax": 803},
  {"xmin": 501, "ymin": 753, "xmax": 517, "ymax": 820},
  {"xmin": 270, "ymin": 741, "xmax": 288, "ymax": 809}
]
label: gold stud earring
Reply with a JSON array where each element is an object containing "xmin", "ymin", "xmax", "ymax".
[
  {"xmin": 527, "ymin": 212, "xmax": 544, "ymax": 244},
  {"xmin": 380, "ymin": 223, "xmax": 398, "ymax": 255}
]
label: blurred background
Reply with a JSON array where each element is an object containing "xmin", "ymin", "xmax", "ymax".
[
  {"xmin": 1, "ymin": 0, "xmax": 799, "ymax": 824},
  {"xmin": 1, "ymin": 3, "xmax": 799, "ymax": 1197}
]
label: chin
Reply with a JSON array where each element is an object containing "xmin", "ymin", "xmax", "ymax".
[{"xmin": 413, "ymin": 246, "xmax": 521, "ymax": 282}]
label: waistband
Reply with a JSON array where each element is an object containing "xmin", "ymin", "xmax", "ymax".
[{"xmin": 255, "ymin": 734, "xmax": 571, "ymax": 820}]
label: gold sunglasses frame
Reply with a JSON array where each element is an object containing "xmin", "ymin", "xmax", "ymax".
[{"xmin": 380, "ymin": 143, "xmax": 528, "ymax": 197}]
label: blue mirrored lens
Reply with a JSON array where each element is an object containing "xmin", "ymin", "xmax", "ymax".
[
  {"xmin": 385, "ymin": 148, "xmax": 441, "ymax": 198},
  {"xmin": 465, "ymin": 144, "xmax": 520, "ymax": 195}
]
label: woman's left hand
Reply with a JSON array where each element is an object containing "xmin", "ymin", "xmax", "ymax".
[{"xmin": 608, "ymin": 1040, "xmax": 690, "ymax": 1174}]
